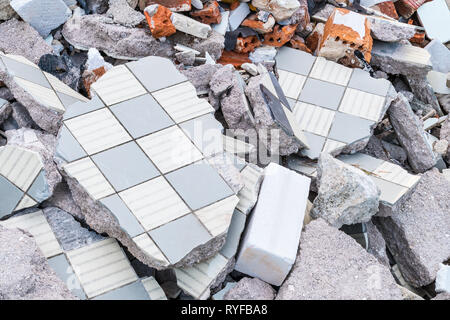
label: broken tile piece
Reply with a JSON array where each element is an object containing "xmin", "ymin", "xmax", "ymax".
[
  {"xmin": 171, "ymin": 11, "xmax": 212, "ymax": 39},
  {"xmin": 228, "ymin": 2, "xmax": 250, "ymax": 32},
  {"xmin": 57, "ymin": 56, "xmax": 236, "ymax": 270},
  {"xmin": 0, "ymin": 145, "xmax": 50, "ymax": 218},
  {"xmin": 275, "ymin": 46, "xmax": 393, "ymax": 159},
  {"xmin": 10, "ymin": 0, "xmax": 72, "ymax": 38},
  {"xmin": 425, "ymin": 40, "xmax": 450, "ymax": 74},
  {"xmin": 235, "ymin": 163, "xmax": 310, "ymax": 286},
  {"xmin": 417, "ymin": 0, "xmax": 450, "ymax": 43}
]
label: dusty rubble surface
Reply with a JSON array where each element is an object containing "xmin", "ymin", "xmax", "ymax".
[{"xmin": 0, "ymin": 0, "xmax": 449, "ymax": 302}]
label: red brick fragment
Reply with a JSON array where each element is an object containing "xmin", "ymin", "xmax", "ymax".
[
  {"xmin": 140, "ymin": 0, "xmax": 191, "ymax": 11},
  {"xmin": 371, "ymin": 1, "xmax": 399, "ymax": 19},
  {"xmin": 235, "ymin": 36, "xmax": 262, "ymax": 53},
  {"xmin": 410, "ymin": 32, "xmax": 426, "ymax": 46},
  {"xmin": 230, "ymin": 0, "xmax": 240, "ymax": 10},
  {"xmin": 395, "ymin": 0, "xmax": 426, "ymax": 19},
  {"xmin": 83, "ymin": 66, "xmax": 106, "ymax": 98},
  {"xmin": 191, "ymin": 1, "xmax": 222, "ymax": 24},
  {"xmin": 241, "ymin": 14, "xmax": 275, "ymax": 34},
  {"xmin": 263, "ymin": 24, "xmax": 297, "ymax": 47},
  {"xmin": 305, "ymin": 23, "xmax": 324, "ymax": 54},
  {"xmin": 289, "ymin": 35, "xmax": 312, "ymax": 54},
  {"xmin": 144, "ymin": 5, "xmax": 176, "ymax": 39},
  {"xmin": 217, "ymin": 50, "xmax": 251, "ymax": 68}
]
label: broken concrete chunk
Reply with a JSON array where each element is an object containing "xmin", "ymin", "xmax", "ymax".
[
  {"xmin": 0, "ymin": 0, "xmax": 17, "ymax": 21},
  {"xmin": 0, "ymin": 145, "xmax": 52, "ymax": 218},
  {"xmin": 366, "ymin": 220, "xmax": 389, "ymax": 267},
  {"xmin": 235, "ymin": 163, "xmax": 310, "ymax": 286},
  {"xmin": 318, "ymin": 8, "xmax": 373, "ymax": 68},
  {"xmin": 223, "ymin": 277, "xmax": 275, "ymax": 300},
  {"xmin": 0, "ymin": 53, "xmax": 88, "ymax": 134},
  {"xmin": 171, "ymin": 11, "xmax": 211, "ymax": 39},
  {"xmin": 0, "ymin": 209, "xmax": 166, "ymax": 300},
  {"xmin": 62, "ymin": 14, "xmax": 174, "ymax": 60},
  {"xmin": 181, "ymin": 63, "xmax": 222, "ymax": 95},
  {"xmin": 0, "ymin": 19, "xmax": 54, "ymax": 65},
  {"xmin": 10, "ymin": 0, "xmax": 72, "ymax": 38},
  {"xmin": 140, "ymin": 0, "xmax": 191, "ymax": 12},
  {"xmin": 0, "ymin": 224, "xmax": 76, "ymax": 300},
  {"xmin": 368, "ymin": 15, "xmax": 416, "ymax": 42},
  {"xmin": 312, "ymin": 153, "xmax": 380, "ymax": 228},
  {"xmin": 252, "ymin": 0, "xmax": 300, "ymax": 22},
  {"xmin": 388, "ymin": 92, "xmax": 437, "ymax": 173},
  {"xmin": 374, "ymin": 169, "xmax": 450, "ymax": 287},
  {"xmin": 107, "ymin": 0, "xmax": 145, "ymax": 27},
  {"xmin": 436, "ymin": 263, "xmax": 450, "ymax": 294},
  {"xmin": 57, "ymin": 55, "xmax": 240, "ymax": 270},
  {"xmin": 276, "ymin": 219, "xmax": 402, "ymax": 300},
  {"xmin": 417, "ymin": 0, "xmax": 450, "ymax": 43}
]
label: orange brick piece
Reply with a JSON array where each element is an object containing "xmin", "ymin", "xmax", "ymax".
[
  {"xmin": 235, "ymin": 36, "xmax": 262, "ymax": 53},
  {"xmin": 410, "ymin": 32, "xmax": 426, "ymax": 46},
  {"xmin": 263, "ymin": 24, "xmax": 297, "ymax": 47},
  {"xmin": 241, "ymin": 14, "xmax": 275, "ymax": 34},
  {"xmin": 140, "ymin": 0, "xmax": 191, "ymax": 11},
  {"xmin": 305, "ymin": 23, "xmax": 324, "ymax": 54},
  {"xmin": 191, "ymin": 1, "xmax": 222, "ymax": 24},
  {"xmin": 395, "ymin": 0, "xmax": 426, "ymax": 18},
  {"xmin": 217, "ymin": 50, "xmax": 251, "ymax": 67},
  {"xmin": 318, "ymin": 8, "xmax": 373, "ymax": 66},
  {"xmin": 290, "ymin": 35, "xmax": 312, "ymax": 54},
  {"xmin": 144, "ymin": 5, "xmax": 176, "ymax": 38},
  {"xmin": 83, "ymin": 66, "xmax": 107, "ymax": 98},
  {"xmin": 371, "ymin": 1, "xmax": 399, "ymax": 19}
]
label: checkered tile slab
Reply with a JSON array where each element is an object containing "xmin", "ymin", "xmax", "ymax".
[
  {"xmin": 0, "ymin": 210, "xmax": 167, "ymax": 300},
  {"xmin": 0, "ymin": 53, "xmax": 89, "ymax": 112},
  {"xmin": 289, "ymin": 153, "xmax": 420, "ymax": 206},
  {"xmin": 0, "ymin": 145, "xmax": 50, "ymax": 218},
  {"xmin": 57, "ymin": 56, "xmax": 238, "ymax": 267},
  {"xmin": 274, "ymin": 47, "xmax": 392, "ymax": 159}
]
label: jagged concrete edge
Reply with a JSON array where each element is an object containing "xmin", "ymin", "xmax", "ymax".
[{"xmin": 0, "ymin": 70, "xmax": 63, "ymax": 135}]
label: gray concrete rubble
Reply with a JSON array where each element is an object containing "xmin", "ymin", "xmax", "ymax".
[
  {"xmin": 62, "ymin": 14, "xmax": 174, "ymax": 60},
  {"xmin": 0, "ymin": 225, "xmax": 76, "ymax": 300},
  {"xmin": 368, "ymin": 16, "xmax": 417, "ymax": 42},
  {"xmin": 0, "ymin": 0, "xmax": 18, "ymax": 21},
  {"xmin": 181, "ymin": 63, "xmax": 222, "ymax": 95},
  {"xmin": 276, "ymin": 219, "xmax": 403, "ymax": 300},
  {"xmin": 106, "ymin": 0, "xmax": 145, "ymax": 27},
  {"xmin": 388, "ymin": 93, "xmax": 437, "ymax": 173},
  {"xmin": 374, "ymin": 169, "xmax": 450, "ymax": 287},
  {"xmin": 0, "ymin": 19, "xmax": 54, "ymax": 64},
  {"xmin": 223, "ymin": 277, "xmax": 275, "ymax": 300},
  {"xmin": 366, "ymin": 220, "xmax": 389, "ymax": 267},
  {"xmin": 312, "ymin": 153, "xmax": 380, "ymax": 228}
]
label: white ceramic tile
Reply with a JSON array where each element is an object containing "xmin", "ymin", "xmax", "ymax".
[
  {"xmin": 90, "ymin": 64, "xmax": 146, "ymax": 105},
  {"xmin": 119, "ymin": 177, "xmax": 190, "ymax": 231},
  {"xmin": 293, "ymin": 102, "xmax": 336, "ymax": 137},
  {"xmin": 195, "ymin": 195, "xmax": 239, "ymax": 237},
  {"xmin": 64, "ymin": 108, "xmax": 131, "ymax": 155},
  {"xmin": 277, "ymin": 70, "xmax": 306, "ymax": 100},
  {"xmin": 132, "ymin": 233, "xmax": 169, "ymax": 265},
  {"xmin": 14, "ymin": 77, "xmax": 65, "ymax": 113},
  {"xmin": 339, "ymin": 88, "xmax": 385, "ymax": 122},
  {"xmin": 44, "ymin": 72, "xmax": 89, "ymax": 102},
  {"xmin": 309, "ymin": 57, "xmax": 353, "ymax": 86},
  {"xmin": 141, "ymin": 277, "xmax": 168, "ymax": 300},
  {"xmin": 373, "ymin": 161, "xmax": 421, "ymax": 188},
  {"xmin": 236, "ymin": 165, "xmax": 263, "ymax": 215},
  {"xmin": 63, "ymin": 157, "xmax": 115, "ymax": 200},
  {"xmin": 14, "ymin": 194, "xmax": 37, "ymax": 211},
  {"xmin": 323, "ymin": 139, "xmax": 346, "ymax": 153},
  {"xmin": 137, "ymin": 125, "xmax": 203, "ymax": 173}
]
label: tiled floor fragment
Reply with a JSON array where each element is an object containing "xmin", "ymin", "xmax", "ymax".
[
  {"xmin": 0, "ymin": 145, "xmax": 50, "ymax": 218},
  {"xmin": 0, "ymin": 52, "xmax": 89, "ymax": 113},
  {"xmin": 275, "ymin": 47, "xmax": 393, "ymax": 159},
  {"xmin": 174, "ymin": 161, "xmax": 263, "ymax": 299},
  {"xmin": 0, "ymin": 210, "xmax": 167, "ymax": 300},
  {"xmin": 57, "ymin": 56, "xmax": 238, "ymax": 268}
]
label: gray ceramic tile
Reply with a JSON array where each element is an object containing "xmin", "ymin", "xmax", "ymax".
[
  {"xmin": 328, "ymin": 112, "xmax": 375, "ymax": 144},
  {"xmin": 0, "ymin": 175, "xmax": 24, "ymax": 218},
  {"xmin": 299, "ymin": 132, "xmax": 326, "ymax": 160},
  {"xmin": 149, "ymin": 214, "xmax": 212, "ymax": 264},
  {"xmin": 232, "ymin": 156, "xmax": 247, "ymax": 172},
  {"xmin": 166, "ymin": 161, "xmax": 234, "ymax": 210},
  {"xmin": 298, "ymin": 78, "xmax": 345, "ymax": 110},
  {"xmin": 63, "ymin": 95, "xmax": 105, "ymax": 120},
  {"xmin": 47, "ymin": 254, "xmax": 87, "ymax": 300},
  {"xmin": 126, "ymin": 57, "xmax": 187, "ymax": 92},
  {"xmin": 27, "ymin": 170, "xmax": 51, "ymax": 202},
  {"xmin": 110, "ymin": 94, "xmax": 174, "ymax": 139},
  {"xmin": 220, "ymin": 209, "xmax": 246, "ymax": 259},
  {"xmin": 275, "ymin": 46, "xmax": 316, "ymax": 76},
  {"xmin": 101, "ymin": 194, "xmax": 144, "ymax": 238},
  {"xmin": 1, "ymin": 56, "xmax": 51, "ymax": 88},
  {"xmin": 338, "ymin": 153, "xmax": 384, "ymax": 173},
  {"xmin": 0, "ymin": 98, "xmax": 6, "ymax": 108},
  {"xmin": 57, "ymin": 92, "xmax": 83, "ymax": 109},
  {"xmin": 179, "ymin": 114, "xmax": 224, "ymax": 154},
  {"xmin": 260, "ymin": 85, "xmax": 294, "ymax": 137},
  {"xmin": 287, "ymin": 98, "xmax": 297, "ymax": 109},
  {"xmin": 268, "ymin": 71, "xmax": 291, "ymax": 110},
  {"xmin": 93, "ymin": 280, "xmax": 150, "ymax": 300},
  {"xmin": 55, "ymin": 125, "xmax": 87, "ymax": 162},
  {"xmin": 348, "ymin": 68, "xmax": 390, "ymax": 96},
  {"xmin": 371, "ymin": 176, "xmax": 408, "ymax": 205},
  {"xmin": 92, "ymin": 142, "xmax": 160, "ymax": 192}
]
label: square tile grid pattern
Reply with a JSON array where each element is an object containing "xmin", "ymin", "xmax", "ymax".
[
  {"xmin": 0, "ymin": 210, "xmax": 167, "ymax": 300},
  {"xmin": 275, "ymin": 47, "xmax": 391, "ymax": 159},
  {"xmin": 59, "ymin": 56, "xmax": 237, "ymax": 267}
]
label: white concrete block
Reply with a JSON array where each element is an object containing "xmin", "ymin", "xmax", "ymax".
[
  {"xmin": 170, "ymin": 12, "xmax": 211, "ymax": 39},
  {"xmin": 436, "ymin": 263, "xmax": 450, "ymax": 293},
  {"xmin": 235, "ymin": 162, "xmax": 311, "ymax": 286}
]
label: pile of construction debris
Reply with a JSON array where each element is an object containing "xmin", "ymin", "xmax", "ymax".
[{"xmin": 0, "ymin": 0, "xmax": 449, "ymax": 300}]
